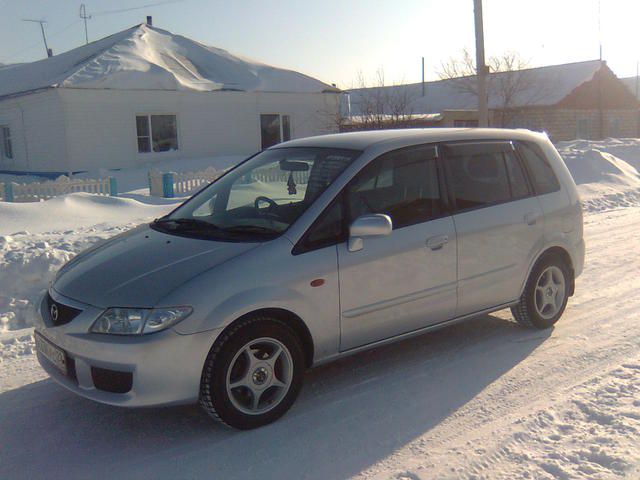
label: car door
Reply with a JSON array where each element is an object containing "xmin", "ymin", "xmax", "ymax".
[
  {"xmin": 442, "ymin": 141, "xmax": 544, "ymax": 316},
  {"xmin": 337, "ymin": 145, "xmax": 457, "ymax": 351}
]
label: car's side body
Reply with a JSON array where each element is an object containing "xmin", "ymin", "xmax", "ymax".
[
  {"xmin": 35, "ymin": 128, "xmax": 584, "ymax": 408},
  {"xmin": 168, "ymin": 128, "xmax": 584, "ymax": 362}
]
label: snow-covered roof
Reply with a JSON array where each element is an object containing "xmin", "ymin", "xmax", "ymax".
[
  {"xmin": 0, "ymin": 24, "xmax": 338, "ymax": 99},
  {"xmin": 347, "ymin": 60, "xmax": 606, "ymax": 115}
]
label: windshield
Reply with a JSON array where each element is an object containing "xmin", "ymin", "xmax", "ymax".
[{"xmin": 153, "ymin": 147, "xmax": 360, "ymax": 241}]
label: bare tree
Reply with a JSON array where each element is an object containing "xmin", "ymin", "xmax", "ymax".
[
  {"xmin": 438, "ymin": 49, "xmax": 549, "ymax": 127},
  {"xmin": 344, "ymin": 68, "xmax": 415, "ymax": 131}
]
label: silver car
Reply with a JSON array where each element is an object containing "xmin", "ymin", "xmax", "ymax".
[{"xmin": 34, "ymin": 128, "xmax": 584, "ymax": 429}]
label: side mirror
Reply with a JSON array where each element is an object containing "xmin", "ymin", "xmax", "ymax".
[{"xmin": 348, "ymin": 214, "xmax": 393, "ymax": 252}]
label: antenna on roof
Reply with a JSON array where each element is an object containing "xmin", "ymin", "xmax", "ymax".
[
  {"xmin": 421, "ymin": 57, "xmax": 425, "ymax": 97},
  {"xmin": 79, "ymin": 4, "xmax": 92, "ymax": 44},
  {"xmin": 597, "ymin": 0, "xmax": 602, "ymax": 60},
  {"xmin": 22, "ymin": 19, "xmax": 52, "ymax": 58}
]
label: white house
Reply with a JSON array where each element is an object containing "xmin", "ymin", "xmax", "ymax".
[{"xmin": 0, "ymin": 22, "xmax": 340, "ymax": 175}]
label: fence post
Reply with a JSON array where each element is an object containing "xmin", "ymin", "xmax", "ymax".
[
  {"xmin": 4, "ymin": 182, "xmax": 14, "ymax": 202},
  {"xmin": 162, "ymin": 172, "xmax": 175, "ymax": 198},
  {"xmin": 109, "ymin": 177, "xmax": 118, "ymax": 196}
]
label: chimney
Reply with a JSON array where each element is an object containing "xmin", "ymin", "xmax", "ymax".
[
  {"xmin": 47, "ymin": 48, "xmax": 53, "ymax": 58},
  {"xmin": 146, "ymin": 16, "xmax": 153, "ymax": 26}
]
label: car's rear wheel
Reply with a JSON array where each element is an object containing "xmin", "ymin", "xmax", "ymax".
[
  {"xmin": 199, "ymin": 316, "xmax": 305, "ymax": 429},
  {"xmin": 511, "ymin": 255, "xmax": 570, "ymax": 329}
]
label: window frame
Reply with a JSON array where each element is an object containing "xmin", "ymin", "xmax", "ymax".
[
  {"xmin": 135, "ymin": 113, "xmax": 179, "ymax": 154},
  {"xmin": 260, "ymin": 113, "xmax": 292, "ymax": 150},
  {"xmin": 1, "ymin": 125, "xmax": 13, "ymax": 161},
  {"xmin": 440, "ymin": 140, "xmax": 536, "ymax": 215},
  {"xmin": 292, "ymin": 142, "xmax": 451, "ymax": 255}
]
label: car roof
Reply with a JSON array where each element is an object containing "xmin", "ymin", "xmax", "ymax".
[{"xmin": 274, "ymin": 128, "xmax": 547, "ymax": 152}]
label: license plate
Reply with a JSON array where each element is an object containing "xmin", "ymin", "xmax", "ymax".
[{"xmin": 35, "ymin": 332, "xmax": 67, "ymax": 376}]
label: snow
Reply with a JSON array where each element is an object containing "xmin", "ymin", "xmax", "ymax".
[
  {"xmin": 1, "ymin": 138, "xmax": 640, "ymax": 478},
  {"xmin": 0, "ymin": 24, "xmax": 337, "ymax": 99}
]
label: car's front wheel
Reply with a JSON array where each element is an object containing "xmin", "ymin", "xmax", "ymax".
[{"xmin": 199, "ymin": 316, "xmax": 305, "ymax": 429}]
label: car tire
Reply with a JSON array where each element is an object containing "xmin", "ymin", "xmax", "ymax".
[
  {"xmin": 511, "ymin": 254, "xmax": 571, "ymax": 329},
  {"xmin": 199, "ymin": 315, "xmax": 305, "ymax": 429}
]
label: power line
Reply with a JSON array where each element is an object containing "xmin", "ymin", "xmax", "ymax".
[{"xmin": 91, "ymin": 0, "xmax": 184, "ymax": 17}]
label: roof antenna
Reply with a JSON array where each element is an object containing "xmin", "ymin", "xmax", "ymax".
[
  {"xmin": 22, "ymin": 19, "xmax": 52, "ymax": 57},
  {"xmin": 598, "ymin": 0, "xmax": 602, "ymax": 60},
  {"xmin": 79, "ymin": 4, "xmax": 92, "ymax": 45}
]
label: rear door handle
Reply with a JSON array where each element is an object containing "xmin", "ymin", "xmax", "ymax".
[
  {"xmin": 426, "ymin": 234, "xmax": 449, "ymax": 250},
  {"xmin": 524, "ymin": 212, "xmax": 541, "ymax": 226}
]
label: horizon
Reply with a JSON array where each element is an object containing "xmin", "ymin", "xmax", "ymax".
[{"xmin": 0, "ymin": 0, "xmax": 638, "ymax": 89}]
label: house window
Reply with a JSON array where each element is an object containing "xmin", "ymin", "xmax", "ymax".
[
  {"xmin": 1, "ymin": 126, "xmax": 13, "ymax": 160},
  {"xmin": 576, "ymin": 118, "xmax": 592, "ymax": 139},
  {"xmin": 453, "ymin": 119, "xmax": 479, "ymax": 128},
  {"xmin": 608, "ymin": 117, "xmax": 620, "ymax": 137},
  {"xmin": 136, "ymin": 115, "xmax": 178, "ymax": 153},
  {"xmin": 260, "ymin": 114, "xmax": 291, "ymax": 149}
]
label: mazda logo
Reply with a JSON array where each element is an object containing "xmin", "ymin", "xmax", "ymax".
[{"xmin": 50, "ymin": 304, "xmax": 59, "ymax": 323}]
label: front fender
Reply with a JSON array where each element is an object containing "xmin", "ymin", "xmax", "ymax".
[{"xmin": 174, "ymin": 285, "xmax": 308, "ymax": 335}]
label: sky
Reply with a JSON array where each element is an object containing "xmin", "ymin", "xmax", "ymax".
[{"xmin": 0, "ymin": 0, "xmax": 638, "ymax": 88}]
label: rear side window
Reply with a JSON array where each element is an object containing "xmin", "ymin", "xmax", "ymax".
[
  {"xmin": 517, "ymin": 142, "xmax": 561, "ymax": 195},
  {"xmin": 445, "ymin": 142, "xmax": 530, "ymax": 210},
  {"xmin": 347, "ymin": 145, "xmax": 443, "ymax": 229}
]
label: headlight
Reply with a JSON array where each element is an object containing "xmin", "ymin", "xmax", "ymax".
[{"xmin": 91, "ymin": 307, "xmax": 192, "ymax": 335}]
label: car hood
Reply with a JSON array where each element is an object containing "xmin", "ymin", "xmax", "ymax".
[{"xmin": 53, "ymin": 224, "xmax": 258, "ymax": 308}]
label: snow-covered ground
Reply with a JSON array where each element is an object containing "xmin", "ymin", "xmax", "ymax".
[{"xmin": 1, "ymin": 138, "xmax": 639, "ymax": 479}]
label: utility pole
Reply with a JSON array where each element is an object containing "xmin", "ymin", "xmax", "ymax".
[
  {"xmin": 473, "ymin": 0, "xmax": 488, "ymax": 127},
  {"xmin": 23, "ymin": 19, "xmax": 52, "ymax": 57},
  {"xmin": 421, "ymin": 57, "xmax": 425, "ymax": 97},
  {"xmin": 79, "ymin": 4, "xmax": 91, "ymax": 44}
]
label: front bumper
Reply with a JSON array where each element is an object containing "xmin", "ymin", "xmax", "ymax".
[{"xmin": 35, "ymin": 289, "xmax": 220, "ymax": 407}]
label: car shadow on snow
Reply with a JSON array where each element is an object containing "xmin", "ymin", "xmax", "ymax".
[{"xmin": 0, "ymin": 313, "xmax": 552, "ymax": 480}]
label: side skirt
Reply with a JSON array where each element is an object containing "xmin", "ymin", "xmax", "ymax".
[{"xmin": 312, "ymin": 300, "xmax": 518, "ymax": 367}]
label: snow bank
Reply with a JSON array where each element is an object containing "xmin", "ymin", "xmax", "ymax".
[
  {"xmin": 557, "ymin": 138, "xmax": 640, "ymax": 207},
  {"xmin": 0, "ymin": 193, "xmax": 177, "ymax": 332},
  {"xmin": 0, "ymin": 192, "xmax": 177, "ymax": 235},
  {"xmin": 559, "ymin": 146, "xmax": 640, "ymax": 188}
]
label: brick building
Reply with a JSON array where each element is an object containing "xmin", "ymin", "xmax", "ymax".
[{"xmin": 345, "ymin": 60, "xmax": 639, "ymax": 141}]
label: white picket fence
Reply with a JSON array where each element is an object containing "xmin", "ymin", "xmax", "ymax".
[
  {"xmin": 1, "ymin": 176, "xmax": 116, "ymax": 202},
  {"xmin": 148, "ymin": 165, "xmax": 310, "ymax": 198},
  {"xmin": 148, "ymin": 167, "xmax": 223, "ymax": 197}
]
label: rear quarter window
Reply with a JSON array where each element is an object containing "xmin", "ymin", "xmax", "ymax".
[{"xmin": 517, "ymin": 141, "xmax": 561, "ymax": 195}]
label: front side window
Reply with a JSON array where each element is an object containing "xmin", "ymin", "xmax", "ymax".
[
  {"xmin": 136, "ymin": 115, "xmax": 178, "ymax": 153},
  {"xmin": 347, "ymin": 146, "xmax": 442, "ymax": 229},
  {"xmin": 261, "ymin": 114, "xmax": 291, "ymax": 149},
  {"xmin": 1, "ymin": 126, "xmax": 12, "ymax": 160},
  {"xmin": 517, "ymin": 142, "xmax": 560, "ymax": 195},
  {"xmin": 154, "ymin": 147, "xmax": 360, "ymax": 241},
  {"xmin": 446, "ymin": 143, "xmax": 530, "ymax": 210},
  {"xmin": 295, "ymin": 198, "xmax": 345, "ymax": 253}
]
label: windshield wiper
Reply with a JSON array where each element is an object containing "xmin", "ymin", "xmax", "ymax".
[
  {"xmin": 153, "ymin": 218, "xmax": 222, "ymax": 231},
  {"xmin": 220, "ymin": 225, "xmax": 281, "ymax": 237}
]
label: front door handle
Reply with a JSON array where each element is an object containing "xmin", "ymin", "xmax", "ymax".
[
  {"xmin": 426, "ymin": 234, "xmax": 449, "ymax": 250},
  {"xmin": 524, "ymin": 212, "xmax": 541, "ymax": 226}
]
